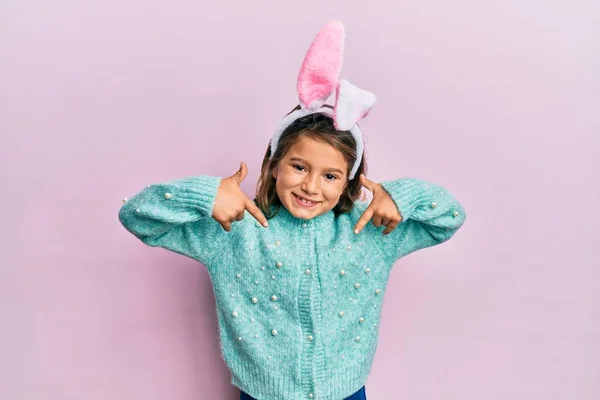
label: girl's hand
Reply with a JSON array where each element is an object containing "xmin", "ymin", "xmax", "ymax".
[
  {"xmin": 214, "ymin": 162, "xmax": 269, "ymax": 232},
  {"xmin": 354, "ymin": 174, "xmax": 403, "ymax": 235}
]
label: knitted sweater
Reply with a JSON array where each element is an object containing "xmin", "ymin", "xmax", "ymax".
[{"xmin": 118, "ymin": 176, "xmax": 466, "ymax": 400}]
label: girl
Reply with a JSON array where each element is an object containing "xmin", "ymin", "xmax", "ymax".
[{"xmin": 119, "ymin": 21, "xmax": 466, "ymax": 400}]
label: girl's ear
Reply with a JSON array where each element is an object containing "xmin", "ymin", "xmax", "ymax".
[{"xmin": 271, "ymin": 165, "xmax": 278, "ymax": 179}]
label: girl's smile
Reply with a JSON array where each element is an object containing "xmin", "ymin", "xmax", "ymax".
[{"xmin": 292, "ymin": 193, "xmax": 320, "ymax": 208}]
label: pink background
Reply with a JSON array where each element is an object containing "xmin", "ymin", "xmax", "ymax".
[{"xmin": 1, "ymin": 1, "xmax": 598, "ymax": 399}]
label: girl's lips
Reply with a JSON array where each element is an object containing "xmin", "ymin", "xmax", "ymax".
[{"xmin": 293, "ymin": 193, "xmax": 319, "ymax": 208}]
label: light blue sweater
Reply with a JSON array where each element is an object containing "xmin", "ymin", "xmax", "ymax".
[{"xmin": 119, "ymin": 176, "xmax": 466, "ymax": 400}]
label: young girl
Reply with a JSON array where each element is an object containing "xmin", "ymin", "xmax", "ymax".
[{"xmin": 119, "ymin": 21, "xmax": 465, "ymax": 400}]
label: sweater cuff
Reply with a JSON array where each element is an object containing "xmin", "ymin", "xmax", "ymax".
[
  {"xmin": 167, "ymin": 176, "xmax": 221, "ymax": 217},
  {"xmin": 380, "ymin": 178, "xmax": 434, "ymax": 222}
]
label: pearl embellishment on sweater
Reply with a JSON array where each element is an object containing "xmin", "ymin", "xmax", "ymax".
[
  {"xmin": 164, "ymin": 192, "xmax": 172, "ymax": 199},
  {"xmin": 271, "ymin": 295, "xmax": 278, "ymax": 302},
  {"xmin": 276, "ymin": 262, "xmax": 283, "ymax": 268},
  {"xmin": 232, "ymin": 311, "xmax": 238, "ymax": 318},
  {"xmin": 271, "ymin": 329, "xmax": 278, "ymax": 336},
  {"xmin": 339, "ymin": 269, "xmax": 346, "ymax": 276},
  {"xmin": 431, "ymin": 202, "xmax": 437, "ymax": 208},
  {"xmin": 251, "ymin": 297, "xmax": 258, "ymax": 304}
]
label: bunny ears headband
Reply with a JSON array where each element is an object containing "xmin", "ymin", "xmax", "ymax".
[{"xmin": 269, "ymin": 20, "xmax": 377, "ymax": 180}]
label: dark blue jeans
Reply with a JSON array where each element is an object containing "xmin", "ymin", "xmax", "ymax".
[{"xmin": 240, "ymin": 386, "xmax": 366, "ymax": 400}]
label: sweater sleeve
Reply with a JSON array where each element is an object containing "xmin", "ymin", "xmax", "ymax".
[
  {"xmin": 118, "ymin": 176, "xmax": 231, "ymax": 266},
  {"xmin": 373, "ymin": 178, "xmax": 466, "ymax": 262}
]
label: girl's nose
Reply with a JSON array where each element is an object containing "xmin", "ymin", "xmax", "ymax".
[{"xmin": 301, "ymin": 175, "xmax": 319, "ymax": 194}]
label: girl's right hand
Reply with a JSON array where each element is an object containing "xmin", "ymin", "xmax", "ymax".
[{"xmin": 213, "ymin": 162, "xmax": 269, "ymax": 232}]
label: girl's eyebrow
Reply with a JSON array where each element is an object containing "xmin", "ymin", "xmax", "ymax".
[{"xmin": 289, "ymin": 157, "xmax": 345, "ymax": 175}]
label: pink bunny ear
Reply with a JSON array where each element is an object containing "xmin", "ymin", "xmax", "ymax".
[
  {"xmin": 334, "ymin": 79, "xmax": 377, "ymax": 131},
  {"xmin": 297, "ymin": 20, "xmax": 345, "ymax": 110}
]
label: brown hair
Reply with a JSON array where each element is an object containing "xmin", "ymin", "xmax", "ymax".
[{"xmin": 255, "ymin": 106, "xmax": 367, "ymax": 219}]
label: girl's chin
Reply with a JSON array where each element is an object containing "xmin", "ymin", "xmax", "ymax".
[{"xmin": 286, "ymin": 203, "xmax": 331, "ymax": 220}]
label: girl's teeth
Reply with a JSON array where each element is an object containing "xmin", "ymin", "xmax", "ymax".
[{"xmin": 297, "ymin": 195, "xmax": 314, "ymax": 204}]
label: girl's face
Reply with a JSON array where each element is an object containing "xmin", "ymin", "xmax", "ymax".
[{"xmin": 272, "ymin": 135, "xmax": 348, "ymax": 220}]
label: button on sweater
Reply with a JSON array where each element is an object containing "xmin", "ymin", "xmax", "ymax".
[{"xmin": 119, "ymin": 176, "xmax": 466, "ymax": 400}]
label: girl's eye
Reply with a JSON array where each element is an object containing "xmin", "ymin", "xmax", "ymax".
[
  {"xmin": 325, "ymin": 174, "xmax": 338, "ymax": 181},
  {"xmin": 293, "ymin": 165, "xmax": 306, "ymax": 172}
]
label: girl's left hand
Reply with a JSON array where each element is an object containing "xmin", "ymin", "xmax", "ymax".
[{"xmin": 354, "ymin": 174, "xmax": 403, "ymax": 235}]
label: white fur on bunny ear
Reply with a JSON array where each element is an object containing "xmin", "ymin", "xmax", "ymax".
[
  {"xmin": 334, "ymin": 79, "xmax": 377, "ymax": 131},
  {"xmin": 296, "ymin": 20, "xmax": 345, "ymax": 110}
]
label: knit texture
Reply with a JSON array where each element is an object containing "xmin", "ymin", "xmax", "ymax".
[{"xmin": 119, "ymin": 176, "xmax": 466, "ymax": 400}]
